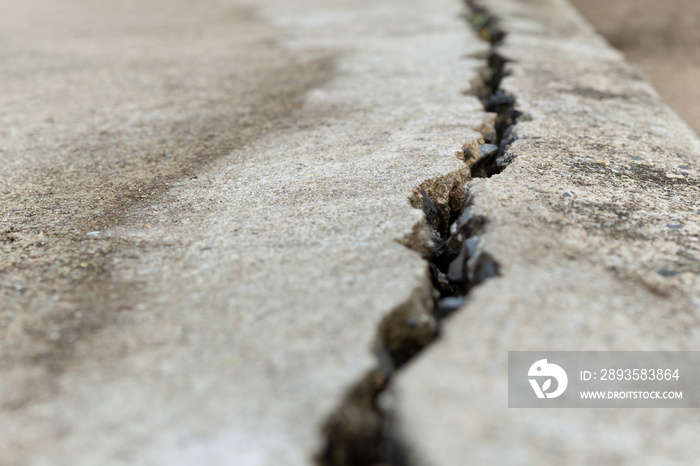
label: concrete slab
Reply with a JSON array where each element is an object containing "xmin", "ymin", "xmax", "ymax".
[
  {"xmin": 388, "ymin": 0, "xmax": 700, "ymax": 465},
  {"xmin": 0, "ymin": 0, "xmax": 490, "ymax": 464}
]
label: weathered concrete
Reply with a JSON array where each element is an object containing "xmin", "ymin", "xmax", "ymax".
[
  {"xmin": 388, "ymin": 0, "xmax": 700, "ymax": 465},
  {"xmin": 0, "ymin": 0, "xmax": 491, "ymax": 464},
  {"xmin": 570, "ymin": 0, "xmax": 700, "ymax": 136}
]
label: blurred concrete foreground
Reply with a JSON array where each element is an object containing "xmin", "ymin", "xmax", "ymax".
[{"xmin": 1, "ymin": 0, "xmax": 699, "ymax": 465}]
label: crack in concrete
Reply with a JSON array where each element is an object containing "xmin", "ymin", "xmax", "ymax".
[
  {"xmin": 467, "ymin": 1, "xmax": 520, "ymax": 178},
  {"xmin": 316, "ymin": 2, "xmax": 520, "ymax": 465}
]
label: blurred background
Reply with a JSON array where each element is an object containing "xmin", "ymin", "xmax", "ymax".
[{"xmin": 571, "ymin": 0, "xmax": 700, "ymax": 136}]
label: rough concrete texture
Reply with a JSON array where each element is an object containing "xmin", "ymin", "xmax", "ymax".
[
  {"xmin": 388, "ymin": 0, "xmax": 700, "ymax": 465},
  {"xmin": 0, "ymin": 0, "xmax": 492, "ymax": 464}
]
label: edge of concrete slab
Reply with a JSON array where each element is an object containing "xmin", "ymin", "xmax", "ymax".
[{"xmin": 382, "ymin": 0, "xmax": 700, "ymax": 465}]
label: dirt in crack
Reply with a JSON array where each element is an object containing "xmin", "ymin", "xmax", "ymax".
[
  {"xmin": 467, "ymin": 0, "xmax": 520, "ymax": 178},
  {"xmin": 317, "ymin": 3, "xmax": 518, "ymax": 465}
]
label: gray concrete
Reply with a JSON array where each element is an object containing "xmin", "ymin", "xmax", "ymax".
[
  {"xmin": 0, "ymin": 0, "xmax": 491, "ymax": 464},
  {"xmin": 5, "ymin": 0, "xmax": 700, "ymax": 464},
  {"xmin": 388, "ymin": 0, "xmax": 700, "ymax": 465}
]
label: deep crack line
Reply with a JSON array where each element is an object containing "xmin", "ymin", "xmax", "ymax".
[{"xmin": 317, "ymin": 2, "xmax": 519, "ymax": 465}]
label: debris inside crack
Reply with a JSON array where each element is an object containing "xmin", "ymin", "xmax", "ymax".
[
  {"xmin": 318, "ymin": 185, "xmax": 500, "ymax": 466},
  {"xmin": 318, "ymin": 370, "xmax": 388, "ymax": 466},
  {"xmin": 427, "ymin": 191, "xmax": 499, "ymax": 318},
  {"xmin": 317, "ymin": 3, "xmax": 512, "ymax": 465},
  {"xmin": 467, "ymin": 0, "xmax": 521, "ymax": 178}
]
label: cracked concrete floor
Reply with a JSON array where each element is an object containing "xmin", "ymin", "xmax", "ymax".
[
  {"xmin": 0, "ymin": 0, "xmax": 490, "ymax": 464},
  {"xmin": 4, "ymin": 0, "xmax": 700, "ymax": 464},
  {"xmin": 388, "ymin": 0, "xmax": 700, "ymax": 465}
]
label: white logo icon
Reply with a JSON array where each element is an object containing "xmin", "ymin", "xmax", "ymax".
[{"xmin": 528, "ymin": 359, "xmax": 568, "ymax": 399}]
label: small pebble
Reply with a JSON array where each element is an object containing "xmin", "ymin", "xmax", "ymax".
[
  {"xmin": 86, "ymin": 231, "xmax": 100, "ymax": 236},
  {"xmin": 439, "ymin": 297, "xmax": 464, "ymax": 313},
  {"xmin": 478, "ymin": 144, "xmax": 499, "ymax": 158},
  {"xmin": 667, "ymin": 224, "xmax": 683, "ymax": 229},
  {"xmin": 562, "ymin": 192, "xmax": 572, "ymax": 198}
]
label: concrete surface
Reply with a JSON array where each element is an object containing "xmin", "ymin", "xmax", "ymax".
[
  {"xmin": 570, "ymin": 0, "xmax": 700, "ymax": 137},
  {"xmin": 388, "ymin": 0, "xmax": 700, "ymax": 465},
  {"xmin": 0, "ymin": 0, "xmax": 491, "ymax": 464},
  {"xmin": 5, "ymin": 0, "xmax": 700, "ymax": 464}
]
